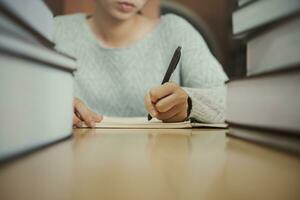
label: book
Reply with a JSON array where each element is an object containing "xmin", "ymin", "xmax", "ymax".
[
  {"xmin": 247, "ymin": 15, "xmax": 300, "ymax": 76},
  {"xmin": 226, "ymin": 67, "xmax": 300, "ymax": 135},
  {"xmin": 237, "ymin": 0, "xmax": 257, "ymax": 7},
  {"xmin": 0, "ymin": 33, "xmax": 76, "ymax": 71},
  {"xmin": 0, "ymin": 0, "xmax": 54, "ymax": 45},
  {"xmin": 227, "ymin": 126, "xmax": 300, "ymax": 155},
  {"xmin": 0, "ymin": 34, "xmax": 76, "ymax": 162},
  {"xmin": 233, "ymin": 0, "xmax": 300, "ymax": 35},
  {"xmin": 0, "ymin": 11, "xmax": 42, "ymax": 47},
  {"xmin": 80, "ymin": 117, "xmax": 227, "ymax": 129}
]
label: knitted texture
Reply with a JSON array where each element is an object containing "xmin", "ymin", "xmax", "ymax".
[{"xmin": 54, "ymin": 13, "xmax": 228, "ymax": 123}]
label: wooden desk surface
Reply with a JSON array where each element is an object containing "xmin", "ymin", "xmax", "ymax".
[{"xmin": 0, "ymin": 128, "xmax": 300, "ymax": 200}]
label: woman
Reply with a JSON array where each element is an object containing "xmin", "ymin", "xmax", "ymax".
[{"xmin": 54, "ymin": 0, "xmax": 228, "ymax": 127}]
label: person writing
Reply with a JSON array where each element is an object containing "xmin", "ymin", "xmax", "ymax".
[{"xmin": 54, "ymin": 0, "xmax": 228, "ymax": 127}]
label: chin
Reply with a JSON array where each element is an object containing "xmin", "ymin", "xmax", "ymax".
[{"xmin": 110, "ymin": 10, "xmax": 138, "ymax": 21}]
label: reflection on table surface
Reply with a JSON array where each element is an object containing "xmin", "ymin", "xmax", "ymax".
[{"xmin": 0, "ymin": 128, "xmax": 299, "ymax": 200}]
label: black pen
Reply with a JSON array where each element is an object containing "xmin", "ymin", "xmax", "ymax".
[{"xmin": 148, "ymin": 46, "xmax": 182, "ymax": 121}]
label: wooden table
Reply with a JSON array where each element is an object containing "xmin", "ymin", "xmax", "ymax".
[{"xmin": 1, "ymin": 128, "xmax": 300, "ymax": 200}]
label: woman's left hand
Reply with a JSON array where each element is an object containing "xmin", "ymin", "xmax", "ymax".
[{"xmin": 144, "ymin": 82, "xmax": 189, "ymax": 122}]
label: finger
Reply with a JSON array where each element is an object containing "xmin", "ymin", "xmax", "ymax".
[
  {"xmin": 144, "ymin": 92, "xmax": 158, "ymax": 117},
  {"xmin": 155, "ymin": 93, "xmax": 179, "ymax": 113},
  {"xmin": 163, "ymin": 110, "xmax": 187, "ymax": 123},
  {"xmin": 75, "ymin": 101, "xmax": 95, "ymax": 128},
  {"xmin": 74, "ymin": 110, "xmax": 82, "ymax": 120},
  {"xmin": 73, "ymin": 114, "xmax": 83, "ymax": 128},
  {"xmin": 75, "ymin": 99, "xmax": 102, "ymax": 125},
  {"xmin": 92, "ymin": 112, "xmax": 103, "ymax": 122},
  {"xmin": 149, "ymin": 82, "xmax": 178, "ymax": 103},
  {"xmin": 156, "ymin": 104, "xmax": 183, "ymax": 121},
  {"xmin": 73, "ymin": 113, "xmax": 81, "ymax": 124}
]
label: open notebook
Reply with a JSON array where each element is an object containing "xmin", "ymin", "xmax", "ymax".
[{"xmin": 81, "ymin": 117, "xmax": 227, "ymax": 129}]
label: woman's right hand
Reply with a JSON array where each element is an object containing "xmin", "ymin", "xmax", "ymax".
[{"xmin": 73, "ymin": 97, "xmax": 103, "ymax": 128}]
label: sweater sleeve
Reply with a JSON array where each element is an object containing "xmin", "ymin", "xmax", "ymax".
[
  {"xmin": 183, "ymin": 86, "xmax": 227, "ymax": 123},
  {"xmin": 175, "ymin": 16, "xmax": 228, "ymax": 123}
]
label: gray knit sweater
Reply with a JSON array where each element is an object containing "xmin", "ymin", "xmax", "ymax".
[{"xmin": 54, "ymin": 13, "xmax": 228, "ymax": 123}]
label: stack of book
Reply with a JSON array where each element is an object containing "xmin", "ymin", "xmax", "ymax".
[
  {"xmin": 0, "ymin": 1, "xmax": 76, "ymax": 162},
  {"xmin": 226, "ymin": 0, "xmax": 300, "ymax": 153}
]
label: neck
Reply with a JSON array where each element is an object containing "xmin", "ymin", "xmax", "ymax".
[{"xmin": 89, "ymin": 7, "xmax": 141, "ymax": 48}]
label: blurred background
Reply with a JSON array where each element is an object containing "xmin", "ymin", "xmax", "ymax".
[{"xmin": 45, "ymin": 0, "xmax": 243, "ymax": 78}]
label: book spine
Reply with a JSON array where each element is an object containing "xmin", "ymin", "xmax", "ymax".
[
  {"xmin": 247, "ymin": 15, "xmax": 300, "ymax": 75},
  {"xmin": 226, "ymin": 68, "xmax": 300, "ymax": 135},
  {"xmin": 233, "ymin": 0, "xmax": 300, "ymax": 35},
  {"xmin": 237, "ymin": 0, "xmax": 257, "ymax": 8},
  {"xmin": 0, "ymin": 0, "xmax": 53, "ymax": 41},
  {"xmin": 0, "ymin": 54, "xmax": 74, "ymax": 161},
  {"xmin": 227, "ymin": 126, "xmax": 300, "ymax": 155}
]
